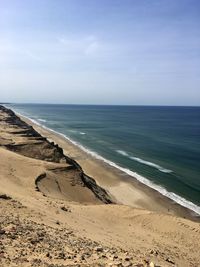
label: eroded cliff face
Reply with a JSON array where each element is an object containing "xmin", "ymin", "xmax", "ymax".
[{"xmin": 0, "ymin": 105, "xmax": 112, "ymax": 204}]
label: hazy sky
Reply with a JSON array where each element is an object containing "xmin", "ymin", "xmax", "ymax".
[{"xmin": 0, "ymin": 0, "xmax": 200, "ymax": 105}]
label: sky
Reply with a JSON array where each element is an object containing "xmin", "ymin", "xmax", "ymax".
[{"xmin": 0, "ymin": 0, "xmax": 200, "ymax": 105}]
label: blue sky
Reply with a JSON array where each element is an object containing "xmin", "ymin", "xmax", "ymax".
[{"xmin": 0, "ymin": 0, "xmax": 200, "ymax": 105}]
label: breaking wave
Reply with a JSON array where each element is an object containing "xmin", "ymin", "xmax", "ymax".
[{"xmin": 117, "ymin": 150, "xmax": 173, "ymax": 173}]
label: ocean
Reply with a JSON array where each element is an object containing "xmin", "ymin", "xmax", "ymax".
[{"xmin": 7, "ymin": 104, "xmax": 200, "ymax": 215}]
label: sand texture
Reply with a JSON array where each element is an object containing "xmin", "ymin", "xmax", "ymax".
[{"xmin": 0, "ymin": 105, "xmax": 200, "ymax": 267}]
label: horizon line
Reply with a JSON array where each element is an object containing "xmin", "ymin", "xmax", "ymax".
[{"xmin": 1, "ymin": 102, "xmax": 200, "ymax": 108}]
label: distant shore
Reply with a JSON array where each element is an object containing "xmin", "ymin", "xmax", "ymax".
[{"xmin": 18, "ymin": 112, "xmax": 200, "ymax": 221}]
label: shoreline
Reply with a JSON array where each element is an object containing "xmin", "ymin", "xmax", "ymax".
[{"xmin": 15, "ymin": 109, "xmax": 200, "ymax": 221}]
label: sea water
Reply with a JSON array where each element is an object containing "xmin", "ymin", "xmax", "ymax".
[{"xmin": 7, "ymin": 104, "xmax": 200, "ymax": 214}]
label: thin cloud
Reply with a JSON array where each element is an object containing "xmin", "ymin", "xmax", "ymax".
[
  {"xmin": 24, "ymin": 50, "xmax": 42, "ymax": 61},
  {"xmin": 85, "ymin": 41, "xmax": 99, "ymax": 56},
  {"xmin": 57, "ymin": 34, "xmax": 101, "ymax": 56}
]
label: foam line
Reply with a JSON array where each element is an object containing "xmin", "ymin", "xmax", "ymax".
[
  {"xmin": 38, "ymin": 118, "xmax": 46, "ymax": 122},
  {"xmin": 117, "ymin": 150, "xmax": 173, "ymax": 173}
]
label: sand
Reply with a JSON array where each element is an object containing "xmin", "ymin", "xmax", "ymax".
[{"xmin": 0, "ymin": 105, "xmax": 200, "ymax": 267}]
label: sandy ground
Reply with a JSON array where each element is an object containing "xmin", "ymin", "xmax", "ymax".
[{"xmin": 0, "ymin": 106, "xmax": 200, "ymax": 267}]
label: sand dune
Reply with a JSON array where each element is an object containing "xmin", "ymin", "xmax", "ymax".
[{"xmin": 0, "ymin": 105, "xmax": 200, "ymax": 267}]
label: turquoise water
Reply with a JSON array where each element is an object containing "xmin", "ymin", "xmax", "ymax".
[{"xmin": 7, "ymin": 104, "xmax": 200, "ymax": 213}]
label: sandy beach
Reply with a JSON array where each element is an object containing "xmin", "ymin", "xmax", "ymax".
[
  {"xmin": 21, "ymin": 113, "xmax": 200, "ymax": 220},
  {"xmin": 0, "ymin": 105, "xmax": 200, "ymax": 267}
]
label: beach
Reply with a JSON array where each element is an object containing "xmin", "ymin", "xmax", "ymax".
[
  {"xmin": 0, "ymin": 105, "xmax": 200, "ymax": 267},
  {"xmin": 21, "ymin": 112, "xmax": 200, "ymax": 220}
]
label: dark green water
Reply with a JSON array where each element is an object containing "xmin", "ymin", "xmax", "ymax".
[{"xmin": 7, "ymin": 104, "xmax": 200, "ymax": 214}]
